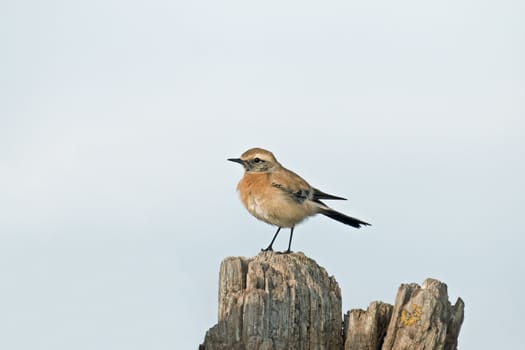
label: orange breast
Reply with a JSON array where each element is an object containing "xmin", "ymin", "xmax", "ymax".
[{"xmin": 236, "ymin": 173, "xmax": 317, "ymax": 227}]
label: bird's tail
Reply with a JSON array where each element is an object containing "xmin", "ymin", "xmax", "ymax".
[{"xmin": 319, "ymin": 208, "xmax": 371, "ymax": 228}]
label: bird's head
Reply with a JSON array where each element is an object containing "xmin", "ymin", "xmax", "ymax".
[{"xmin": 228, "ymin": 148, "xmax": 280, "ymax": 173}]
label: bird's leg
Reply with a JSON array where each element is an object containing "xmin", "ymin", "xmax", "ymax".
[
  {"xmin": 262, "ymin": 227, "xmax": 281, "ymax": 252},
  {"xmin": 283, "ymin": 227, "xmax": 294, "ymax": 254}
]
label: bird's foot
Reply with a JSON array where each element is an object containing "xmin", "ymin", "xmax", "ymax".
[
  {"xmin": 277, "ymin": 249, "xmax": 293, "ymax": 254},
  {"xmin": 261, "ymin": 246, "xmax": 273, "ymax": 252}
]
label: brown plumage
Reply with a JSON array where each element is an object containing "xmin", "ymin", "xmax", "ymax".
[{"xmin": 228, "ymin": 147, "xmax": 370, "ymax": 253}]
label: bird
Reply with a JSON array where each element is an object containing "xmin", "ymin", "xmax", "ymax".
[{"xmin": 228, "ymin": 147, "xmax": 370, "ymax": 253}]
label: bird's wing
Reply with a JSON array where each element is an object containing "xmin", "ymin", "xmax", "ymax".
[
  {"xmin": 312, "ymin": 187, "xmax": 347, "ymax": 201},
  {"xmin": 271, "ymin": 168, "xmax": 312, "ymax": 204}
]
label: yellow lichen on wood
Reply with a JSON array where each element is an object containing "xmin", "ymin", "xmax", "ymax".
[{"xmin": 400, "ymin": 303, "xmax": 422, "ymax": 326}]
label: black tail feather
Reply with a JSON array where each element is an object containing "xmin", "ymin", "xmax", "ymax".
[{"xmin": 320, "ymin": 208, "xmax": 371, "ymax": 228}]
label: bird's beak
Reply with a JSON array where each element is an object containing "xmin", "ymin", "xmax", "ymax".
[{"xmin": 227, "ymin": 158, "xmax": 244, "ymax": 165}]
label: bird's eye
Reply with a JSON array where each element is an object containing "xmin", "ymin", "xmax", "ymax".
[{"xmin": 253, "ymin": 157, "xmax": 263, "ymax": 163}]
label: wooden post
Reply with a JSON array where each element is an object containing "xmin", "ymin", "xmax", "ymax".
[{"xmin": 201, "ymin": 252, "xmax": 464, "ymax": 350}]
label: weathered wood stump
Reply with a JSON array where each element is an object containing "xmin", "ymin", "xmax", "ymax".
[
  {"xmin": 201, "ymin": 252, "xmax": 464, "ymax": 350},
  {"xmin": 344, "ymin": 279, "xmax": 464, "ymax": 350},
  {"xmin": 343, "ymin": 301, "xmax": 393, "ymax": 350},
  {"xmin": 202, "ymin": 252, "xmax": 342, "ymax": 350},
  {"xmin": 379, "ymin": 279, "xmax": 465, "ymax": 350}
]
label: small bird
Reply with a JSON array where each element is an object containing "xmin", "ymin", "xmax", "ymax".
[{"xmin": 228, "ymin": 147, "xmax": 370, "ymax": 253}]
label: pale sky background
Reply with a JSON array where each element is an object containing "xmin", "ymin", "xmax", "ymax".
[{"xmin": 1, "ymin": 0, "xmax": 524, "ymax": 349}]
